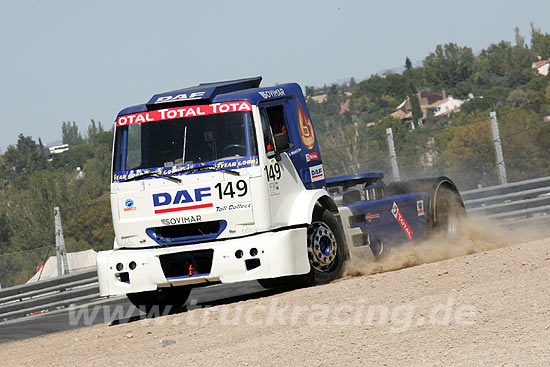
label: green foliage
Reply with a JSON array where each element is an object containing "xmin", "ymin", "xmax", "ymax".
[
  {"xmin": 1, "ymin": 25, "xmax": 549, "ymax": 287},
  {"xmin": 1, "ymin": 134, "xmax": 48, "ymax": 185},
  {"xmin": 506, "ymin": 89, "xmax": 529, "ymax": 107},
  {"xmin": 410, "ymin": 94, "xmax": 422, "ymax": 122},
  {"xmin": 531, "ymin": 23, "xmax": 550, "ymax": 59},
  {"xmin": 0, "ymin": 120, "xmax": 114, "ymax": 287},
  {"xmin": 62, "ymin": 121, "xmax": 84, "ymax": 145},
  {"xmin": 422, "ymin": 43, "xmax": 475, "ymax": 90}
]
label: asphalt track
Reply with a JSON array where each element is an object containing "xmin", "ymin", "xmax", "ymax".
[{"xmin": 0, "ymin": 280, "xmax": 272, "ymax": 344}]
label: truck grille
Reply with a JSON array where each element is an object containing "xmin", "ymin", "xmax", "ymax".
[
  {"xmin": 159, "ymin": 250, "xmax": 214, "ymax": 279},
  {"xmin": 146, "ymin": 220, "xmax": 227, "ymax": 246}
]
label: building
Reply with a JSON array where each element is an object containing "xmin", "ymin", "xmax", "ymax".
[
  {"xmin": 532, "ymin": 59, "xmax": 550, "ymax": 76},
  {"xmin": 391, "ymin": 90, "xmax": 466, "ymax": 128},
  {"xmin": 432, "ymin": 95, "xmax": 466, "ymax": 117}
]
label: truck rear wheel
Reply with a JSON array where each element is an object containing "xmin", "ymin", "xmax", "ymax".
[
  {"xmin": 127, "ymin": 286, "xmax": 191, "ymax": 315},
  {"xmin": 259, "ymin": 206, "xmax": 346, "ymax": 289},
  {"xmin": 430, "ymin": 184, "xmax": 466, "ymax": 239}
]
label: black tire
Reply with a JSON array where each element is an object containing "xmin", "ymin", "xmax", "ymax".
[
  {"xmin": 260, "ymin": 206, "xmax": 346, "ymax": 289},
  {"xmin": 429, "ymin": 184, "xmax": 467, "ymax": 239},
  {"xmin": 127, "ymin": 286, "xmax": 191, "ymax": 315}
]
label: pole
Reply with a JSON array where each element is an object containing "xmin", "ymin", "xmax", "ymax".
[
  {"xmin": 54, "ymin": 207, "xmax": 69, "ymax": 276},
  {"xmin": 386, "ymin": 127, "xmax": 400, "ymax": 181},
  {"xmin": 490, "ymin": 111, "xmax": 507, "ymax": 185}
]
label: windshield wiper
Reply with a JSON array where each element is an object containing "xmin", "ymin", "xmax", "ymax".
[
  {"xmin": 123, "ymin": 171, "xmax": 182, "ymax": 183},
  {"xmin": 120, "ymin": 164, "xmax": 239, "ymax": 183},
  {"xmin": 183, "ymin": 165, "xmax": 240, "ymax": 176}
]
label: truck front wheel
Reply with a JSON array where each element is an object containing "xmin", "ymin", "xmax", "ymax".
[
  {"xmin": 258, "ymin": 206, "xmax": 346, "ymax": 289},
  {"xmin": 304, "ymin": 206, "xmax": 346, "ymax": 284}
]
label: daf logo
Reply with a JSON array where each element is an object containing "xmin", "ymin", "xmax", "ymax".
[
  {"xmin": 153, "ymin": 187, "xmax": 211, "ymax": 207},
  {"xmin": 154, "ymin": 91, "xmax": 206, "ymax": 104}
]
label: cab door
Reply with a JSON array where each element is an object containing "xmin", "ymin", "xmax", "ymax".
[{"xmin": 259, "ymin": 101, "xmax": 306, "ymax": 227}]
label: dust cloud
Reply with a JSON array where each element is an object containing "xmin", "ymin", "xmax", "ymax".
[{"xmin": 343, "ymin": 216, "xmax": 549, "ymax": 277}]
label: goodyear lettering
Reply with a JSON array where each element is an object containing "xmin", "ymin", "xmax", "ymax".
[{"xmin": 113, "ymin": 157, "xmax": 259, "ymax": 183}]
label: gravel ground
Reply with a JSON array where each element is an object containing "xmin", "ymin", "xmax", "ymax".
[{"xmin": 2, "ymin": 221, "xmax": 550, "ymax": 366}]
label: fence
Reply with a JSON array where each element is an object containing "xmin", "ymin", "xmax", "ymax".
[
  {"xmin": 321, "ymin": 105, "xmax": 550, "ymax": 191},
  {"xmin": 0, "ymin": 268, "xmax": 99, "ymax": 322},
  {"xmin": 1, "ymin": 175, "xmax": 548, "ymax": 323},
  {"xmin": 462, "ymin": 176, "xmax": 550, "ymax": 226}
]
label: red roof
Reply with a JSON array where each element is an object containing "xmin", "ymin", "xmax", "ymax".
[{"xmin": 533, "ymin": 59, "xmax": 550, "ymax": 68}]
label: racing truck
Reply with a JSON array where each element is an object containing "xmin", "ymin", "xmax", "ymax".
[{"xmin": 97, "ymin": 77, "xmax": 465, "ymax": 311}]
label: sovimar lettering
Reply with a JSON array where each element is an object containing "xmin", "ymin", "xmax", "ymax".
[
  {"xmin": 258, "ymin": 88, "xmax": 285, "ymax": 99},
  {"xmin": 161, "ymin": 215, "xmax": 202, "ymax": 226}
]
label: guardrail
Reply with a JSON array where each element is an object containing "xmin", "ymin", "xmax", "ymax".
[
  {"xmin": 0, "ymin": 268, "xmax": 99, "ymax": 322},
  {"xmin": 462, "ymin": 176, "xmax": 550, "ymax": 226},
  {"xmin": 1, "ymin": 176, "xmax": 549, "ymax": 323}
]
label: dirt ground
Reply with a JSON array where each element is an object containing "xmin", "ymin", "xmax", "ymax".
[{"xmin": 2, "ymin": 220, "xmax": 550, "ymax": 366}]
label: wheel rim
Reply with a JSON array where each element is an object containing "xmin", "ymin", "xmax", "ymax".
[
  {"xmin": 445, "ymin": 212, "xmax": 460, "ymax": 237},
  {"xmin": 307, "ymin": 221, "xmax": 338, "ymax": 272}
]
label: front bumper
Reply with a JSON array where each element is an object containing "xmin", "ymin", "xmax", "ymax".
[{"xmin": 97, "ymin": 227, "xmax": 310, "ymax": 297}]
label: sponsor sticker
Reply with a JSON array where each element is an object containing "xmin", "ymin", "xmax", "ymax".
[
  {"xmin": 258, "ymin": 88, "xmax": 285, "ymax": 99},
  {"xmin": 288, "ymin": 147, "xmax": 302, "ymax": 156},
  {"xmin": 417, "ymin": 200, "xmax": 425, "ymax": 216},
  {"xmin": 161, "ymin": 215, "xmax": 202, "ymax": 226},
  {"xmin": 113, "ymin": 156, "xmax": 259, "ymax": 182},
  {"xmin": 215, "ymin": 202, "xmax": 252, "ymax": 213},
  {"xmin": 117, "ymin": 101, "xmax": 252, "ymax": 126},
  {"xmin": 309, "ymin": 164, "xmax": 325, "ymax": 182},
  {"xmin": 152, "ymin": 187, "xmax": 213, "ymax": 214},
  {"xmin": 365, "ymin": 212, "xmax": 380, "ymax": 222},
  {"xmin": 391, "ymin": 202, "xmax": 413, "ymax": 241},
  {"xmin": 154, "ymin": 91, "xmax": 206, "ymax": 104},
  {"xmin": 123, "ymin": 198, "xmax": 136, "ymax": 212},
  {"xmin": 305, "ymin": 152, "xmax": 319, "ymax": 162},
  {"xmin": 269, "ymin": 182, "xmax": 280, "ymax": 196},
  {"xmin": 297, "ymin": 100, "xmax": 315, "ymax": 149}
]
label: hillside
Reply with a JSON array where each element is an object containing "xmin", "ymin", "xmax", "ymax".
[{"xmin": 0, "ymin": 25, "xmax": 549, "ymax": 288}]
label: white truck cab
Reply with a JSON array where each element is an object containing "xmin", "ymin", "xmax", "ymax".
[{"xmin": 97, "ymin": 77, "xmax": 346, "ymax": 309}]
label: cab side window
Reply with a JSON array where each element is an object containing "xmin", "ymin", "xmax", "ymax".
[{"xmin": 260, "ymin": 105, "xmax": 290, "ymax": 155}]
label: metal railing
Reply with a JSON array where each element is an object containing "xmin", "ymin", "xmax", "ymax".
[
  {"xmin": 1, "ymin": 176, "xmax": 548, "ymax": 323},
  {"xmin": 462, "ymin": 176, "xmax": 550, "ymax": 226},
  {"xmin": 0, "ymin": 268, "xmax": 99, "ymax": 322}
]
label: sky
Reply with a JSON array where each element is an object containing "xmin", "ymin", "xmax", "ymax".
[{"xmin": 1, "ymin": 0, "xmax": 549, "ymax": 152}]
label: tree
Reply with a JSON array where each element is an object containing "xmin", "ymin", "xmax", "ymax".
[
  {"xmin": 530, "ymin": 23, "xmax": 550, "ymax": 59},
  {"xmin": 62, "ymin": 121, "xmax": 83, "ymax": 145},
  {"xmin": 1, "ymin": 134, "xmax": 47, "ymax": 178},
  {"xmin": 405, "ymin": 57, "xmax": 412, "ymax": 72},
  {"xmin": 506, "ymin": 89, "xmax": 528, "ymax": 107},
  {"xmin": 423, "ymin": 43, "xmax": 475, "ymax": 90},
  {"xmin": 478, "ymin": 41, "xmax": 512, "ymax": 79},
  {"xmin": 410, "ymin": 94, "xmax": 422, "ymax": 125},
  {"xmin": 87, "ymin": 119, "xmax": 106, "ymax": 145},
  {"xmin": 503, "ymin": 27, "xmax": 536, "ymax": 88}
]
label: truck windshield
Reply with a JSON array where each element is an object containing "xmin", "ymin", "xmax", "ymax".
[{"xmin": 112, "ymin": 102, "xmax": 258, "ymax": 182}]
